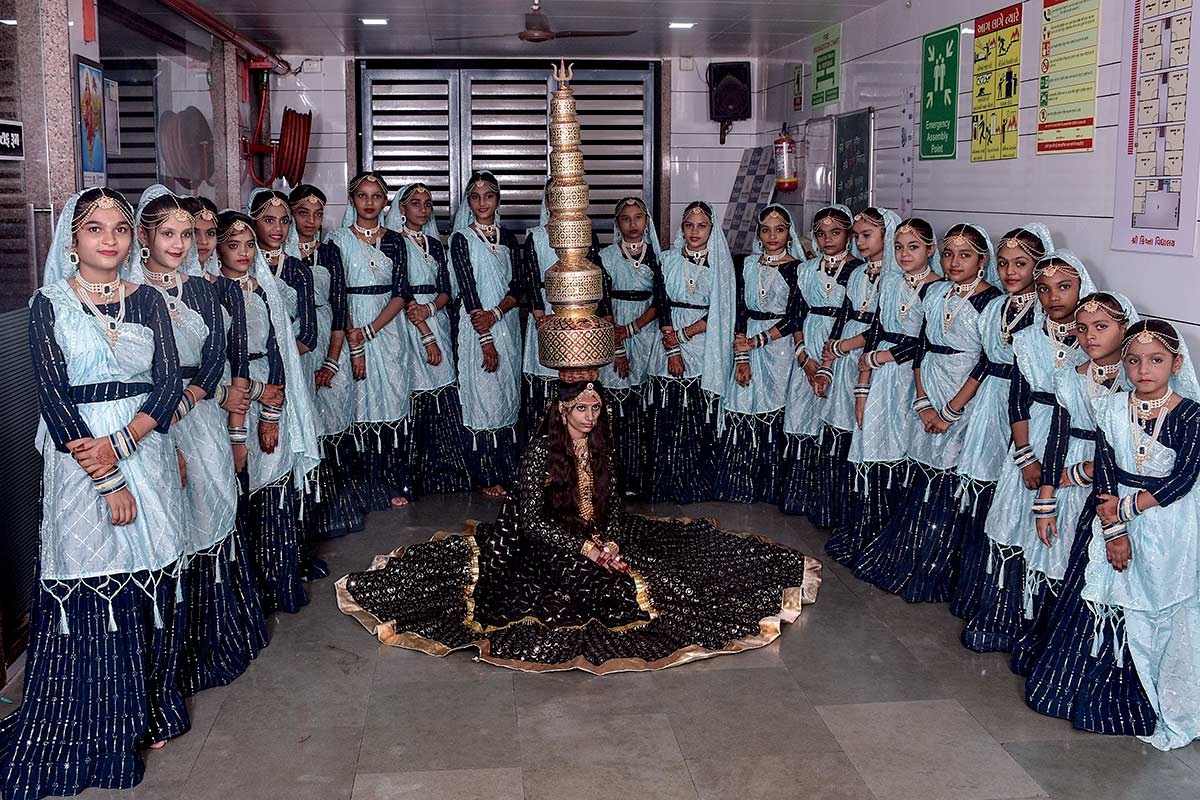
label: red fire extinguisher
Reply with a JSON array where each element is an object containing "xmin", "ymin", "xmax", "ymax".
[{"xmin": 774, "ymin": 123, "xmax": 799, "ymax": 193}]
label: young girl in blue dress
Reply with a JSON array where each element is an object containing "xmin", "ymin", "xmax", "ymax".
[
  {"xmin": 953, "ymin": 225, "xmax": 1056, "ymax": 632},
  {"xmin": 286, "ymin": 184, "xmax": 364, "ymax": 537},
  {"xmin": 712, "ymin": 204, "xmax": 805, "ymax": 504},
  {"xmin": 215, "ymin": 210, "xmax": 321, "ymax": 615},
  {"xmin": 449, "ymin": 170, "xmax": 524, "ymax": 497},
  {"xmin": 0, "ymin": 188, "xmax": 187, "ymax": 799},
  {"xmin": 134, "ymin": 187, "xmax": 263, "ymax": 695},
  {"xmin": 598, "ymin": 196, "xmax": 664, "ymax": 498},
  {"xmin": 827, "ymin": 214, "xmax": 935, "ymax": 568},
  {"xmin": 1076, "ymin": 319, "xmax": 1200, "ymax": 749},
  {"xmin": 385, "ymin": 182, "xmax": 470, "ymax": 496},
  {"xmin": 855, "ymin": 224, "xmax": 1000, "ymax": 602},
  {"xmin": 646, "ymin": 201, "xmax": 735, "ymax": 504},
  {"xmin": 1020, "ymin": 292, "xmax": 1154, "ymax": 738},
  {"xmin": 778, "ymin": 205, "xmax": 860, "ymax": 518},
  {"xmin": 327, "ymin": 172, "xmax": 415, "ymax": 508},
  {"xmin": 813, "ymin": 207, "xmax": 899, "ymax": 528},
  {"xmin": 965, "ymin": 246, "xmax": 1095, "ymax": 654}
]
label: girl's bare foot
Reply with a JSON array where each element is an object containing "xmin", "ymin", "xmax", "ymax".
[
  {"xmin": 482, "ymin": 485, "xmax": 507, "ymax": 499},
  {"xmin": 148, "ymin": 740, "xmax": 166, "ymax": 750},
  {"xmin": 390, "ymin": 496, "xmax": 409, "ymax": 508}
]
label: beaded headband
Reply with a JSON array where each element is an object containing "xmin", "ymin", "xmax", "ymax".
[
  {"xmin": 73, "ymin": 192, "xmax": 134, "ymax": 232},
  {"xmin": 761, "ymin": 208, "xmax": 791, "ymax": 227},
  {"xmin": 141, "ymin": 197, "xmax": 194, "ymax": 230},
  {"xmin": 559, "ymin": 382, "xmax": 602, "ymax": 413},
  {"xmin": 468, "ymin": 177, "xmax": 499, "ymax": 196},
  {"xmin": 1034, "ymin": 258, "xmax": 1080, "ymax": 280},
  {"xmin": 814, "ymin": 212, "xmax": 852, "ymax": 233},
  {"xmin": 290, "ymin": 194, "xmax": 325, "ymax": 210},
  {"xmin": 195, "ymin": 208, "xmax": 218, "ymax": 223},
  {"xmin": 1075, "ymin": 296, "xmax": 1128, "ymax": 323},
  {"xmin": 250, "ymin": 194, "xmax": 289, "ymax": 220},
  {"xmin": 398, "ymin": 182, "xmax": 432, "ymax": 204},
  {"xmin": 896, "ymin": 222, "xmax": 935, "ymax": 246},
  {"xmin": 943, "ymin": 231, "xmax": 988, "ymax": 255},
  {"xmin": 614, "ymin": 197, "xmax": 648, "ymax": 217},
  {"xmin": 1000, "ymin": 233, "xmax": 1044, "ymax": 260},
  {"xmin": 217, "ymin": 218, "xmax": 252, "ymax": 243},
  {"xmin": 854, "ymin": 210, "xmax": 884, "ymax": 228},
  {"xmin": 349, "ymin": 173, "xmax": 387, "ymax": 194},
  {"xmin": 1123, "ymin": 327, "xmax": 1182, "ymax": 355},
  {"xmin": 683, "ymin": 202, "xmax": 714, "ymax": 225}
]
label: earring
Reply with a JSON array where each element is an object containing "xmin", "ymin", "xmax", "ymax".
[
  {"xmin": 68, "ymin": 250, "xmax": 80, "ymax": 266},
  {"xmin": 139, "ymin": 246, "xmax": 150, "ymax": 262}
]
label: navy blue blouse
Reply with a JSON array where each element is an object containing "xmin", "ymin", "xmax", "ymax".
[
  {"xmin": 1093, "ymin": 396, "xmax": 1200, "ymax": 508},
  {"xmin": 970, "ymin": 300, "xmax": 1037, "ymax": 383},
  {"xmin": 276, "ymin": 255, "xmax": 318, "ymax": 351},
  {"xmin": 450, "ymin": 227, "xmax": 523, "ymax": 315},
  {"xmin": 733, "ymin": 256, "xmax": 804, "ymax": 338},
  {"xmin": 215, "ymin": 276, "xmax": 250, "ymax": 382},
  {"xmin": 177, "ymin": 277, "xmax": 226, "ymax": 398},
  {"xmin": 314, "ymin": 241, "xmax": 349, "ymax": 333},
  {"xmin": 30, "ymin": 286, "xmax": 182, "ymax": 452}
]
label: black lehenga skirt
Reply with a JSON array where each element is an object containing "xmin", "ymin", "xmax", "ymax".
[{"xmin": 336, "ymin": 507, "xmax": 821, "ymax": 673}]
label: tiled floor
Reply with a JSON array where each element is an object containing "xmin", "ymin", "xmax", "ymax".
[{"xmin": 4, "ymin": 494, "xmax": 1200, "ymax": 799}]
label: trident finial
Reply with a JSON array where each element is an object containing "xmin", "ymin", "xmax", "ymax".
[{"xmin": 552, "ymin": 59, "xmax": 574, "ymax": 86}]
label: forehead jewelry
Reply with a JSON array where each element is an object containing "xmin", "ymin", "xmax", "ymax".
[
  {"xmin": 73, "ymin": 193, "xmax": 131, "ymax": 231},
  {"xmin": 1001, "ymin": 236, "xmax": 1041, "ymax": 259},
  {"xmin": 197, "ymin": 208, "xmax": 217, "ymax": 222},
  {"xmin": 293, "ymin": 195, "xmax": 324, "ymax": 209}
]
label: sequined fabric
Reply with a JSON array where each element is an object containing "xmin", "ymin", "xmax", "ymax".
[
  {"xmin": 961, "ymin": 541, "xmax": 1026, "ymax": 652},
  {"xmin": 608, "ymin": 387, "xmax": 649, "ymax": 499},
  {"xmin": 825, "ymin": 461, "xmax": 905, "ymax": 569},
  {"xmin": 407, "ymin": 387, "xmax": 471, "ymax": 497},
  {"xmin": 808, "ymin": 425, "xmax": 853, "ymax": 528},
  {"xmin": 711, "ymin": 410, "xmax": 784, "ymax": 504},
  {"xmin": 778, "ymin": 433, "xmax": 819, "ymax": 516},
  {"xmin": 949, "ymin": 481, "xmax": 998, "ymax": 619},
  {"xmin": 646, "ymin": 377, "xmax": 716, "ymax": 505},
  {"xmin": 337, "ymin": 436, "xmax": 819, "ymax": 672},
  {"xmin": 245, "ymin": 475, "xmax": 309, "ymax": 615}
]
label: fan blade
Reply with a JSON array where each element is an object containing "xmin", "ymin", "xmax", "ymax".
[
  {"xmin": 553, "ymin": 30, "xmax": 638, "ymax": 38},
  {"xmin": 433, "ymin": 32, "xmax": 523, "ymax": 41}
]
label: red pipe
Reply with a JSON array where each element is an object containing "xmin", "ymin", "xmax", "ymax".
[{"xmin": 155, "ymin": 0, "xmax": 292, "ymax": 75}]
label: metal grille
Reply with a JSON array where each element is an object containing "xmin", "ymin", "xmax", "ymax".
[
  {"xmin": 0, "ymin": 6, "xmax": 31, "ymax": 314},
  {"xmin": 360, "ymin": 62, "xmax": 656, "ymax": 238},
  {"xmin": 102, "ymin": 60, "xmax": 160, "ymax": 207}
]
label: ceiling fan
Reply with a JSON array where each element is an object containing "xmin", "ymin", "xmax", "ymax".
[{"xmin": 434, "ymin": 0, "xmax": 637, "ymax": 43}]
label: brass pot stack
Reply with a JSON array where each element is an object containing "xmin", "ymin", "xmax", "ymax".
[{"xmin": 536, "ymin": 60, "xmax": 615, "ymax": 380}]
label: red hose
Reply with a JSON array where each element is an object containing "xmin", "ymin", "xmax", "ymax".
[{"xmin": 246, "ymin": 78, "xmax": 313, "ymax": 187}]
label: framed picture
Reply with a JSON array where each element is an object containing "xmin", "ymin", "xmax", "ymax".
[{"xmin": 73, "ymin": 55, "xmax": 106, "ymax": 188}]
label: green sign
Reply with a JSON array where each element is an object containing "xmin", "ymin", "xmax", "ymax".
[
  {"xmin": 920, "ymin": 25, "xmax": 960, "ymax": 160},
  {"xmin": 811, "ymin": 24, "xmax": 841, "ymax": 107}
]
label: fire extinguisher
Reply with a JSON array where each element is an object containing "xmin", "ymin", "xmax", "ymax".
[{"xmin": 774, "ymin": 123, "xmax": 799, "ymax": 193}]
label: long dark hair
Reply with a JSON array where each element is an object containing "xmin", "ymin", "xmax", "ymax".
[{"xmin": 542, "ymin": 380, "xmax": 613, "ymax": 535}]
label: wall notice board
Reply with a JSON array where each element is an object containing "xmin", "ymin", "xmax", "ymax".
[{"xmin": 834, "ymin": 108, "xmax": 874, "ymax": 213}]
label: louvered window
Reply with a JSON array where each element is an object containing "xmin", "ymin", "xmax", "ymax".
[
  {"xmin": 359, "ymin": 62, "xmax": 657, "ymax": 240},
  {"xmin": 100, "ymin": 59, "xmax": 160, "ymax": 207}
]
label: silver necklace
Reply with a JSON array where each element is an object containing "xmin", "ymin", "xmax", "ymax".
[
  {"xmin": 820, "ymin": 253, "xmax": 846, "ymax": 299},
  {"xmin": 74, "ymin": 272, "xmax": 122, "ymax": 299},
  {"xmin": 72, "ymin": 273, "xmax": 126, "ymax": 348},
  {"xmin": 683, "ymin": 248, "xmax": 706, "ymax": 291},
  {"xmin": 473, "ymin": 223, "xmax": 499, "ymax": 254},
  {"xmin": 858, "ymin": 260, "xmax": 883, "ymax": 312},
  {"xmin": 353, "ymin": 221, "xmax": 381, "ymax": 241},
  {"xmin": 1045, "ymin": 318, "xmax": 1077, "ymax": 366},
  {"xmin": 144, "ymin": 268, "xmax": 183, "ymax": 319},
  {"xmin": 942, "ymin": 273, "xmax": 983, "ymax": 333},
  {"xmin": 898, "ymin": 267, "xmax": 931, "ymax": 321},
  {"xmin": 622, "ymin": 239, "xmax": 647, "ymax": 272},
  {"xmin": 1130, "ymin": 388, "xmax": 1172, "ymax": 473},
  {"xmin": 403, "ymin": 227, "xmax": 432, "ymax": 262},
  {"xmin": 1000, "ymin": 290, "xmax": 1037, "ymax": 344}
]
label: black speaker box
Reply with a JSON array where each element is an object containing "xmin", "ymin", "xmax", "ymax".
[{"xmin": 707, "ymin": 61, "xmax": 752, "ymax": 122}]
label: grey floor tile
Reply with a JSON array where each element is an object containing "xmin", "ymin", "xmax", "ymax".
[
  {"xmin": 358, "ymin": 676, "xmax": 520, "ymax": 772},
  {"xmin": 687, "ymin": 753, "xmax": 875, "ymax": 800},
  {"xmin": 514, "ymin": 667, "xmax": 664, "ymax": 718},
  {"xmin": 180, "ymin": 725, "xmax": 361, "ymax": 800},
  {"xmin": 74, "ymin": 782, "xmax": 186, "ymax": 800},
  {"xmin": 350, "ymin": 769, "xmax": 524, "ymax": 800},
  {"xmin": 654, "ymin": 667, "xmax": 842, "ymax": 760},
  {"xmin": 517, "ymin": 712, "xmax": 685, "ymax": 770},
  {"xmin": 524, "ymin": 763, "xmax": 699, "ymax": 800},
  {"xmin": 818, "ymin": 699, "xmax": 1046, "ymax": 800},
  {"xmin": 373, "ymin": 644, "xmax": 498, "ymax": 685},
  {"xmin": 1005, "ymin": 738, "xmax": 1200, "ymax": 800},
  {"xmin": 1175, "ymin": 742, "xmax": 1200, "ymax": 774},
  {"xmin": 780, "ymin": 600, "xmax": 947, "ymax": 706}
]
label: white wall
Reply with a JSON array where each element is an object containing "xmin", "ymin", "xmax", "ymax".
[
  {"xmin": 270, "ymin": 56, "xmax": 352, "ymax": 225},
  {"xmin": 763, "ymin": 0, "xmax": 1200, "ymax": 349}
]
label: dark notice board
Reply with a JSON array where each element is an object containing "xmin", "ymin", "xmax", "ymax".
[{"xmin": 835, "ymin": 108, "xmax": 873, "ymax": 214}]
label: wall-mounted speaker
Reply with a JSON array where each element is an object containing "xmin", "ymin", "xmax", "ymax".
[{"xmin": 707, "ymin": 61, "xmax": 752, "ymax": 122}]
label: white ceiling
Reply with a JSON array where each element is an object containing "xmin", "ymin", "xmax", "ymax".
[{"xmin": 132, "ymin": 0, "xmax": 886, "ymax": 58}]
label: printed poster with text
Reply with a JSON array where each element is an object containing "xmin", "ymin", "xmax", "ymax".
[
  {"xmin": 1112, "ymin": 0, "xmax": 1198, "ymax": 257},
  {"xmin": 972, "ymin": 4, "xmax": 1023, "ymax": 162},
  {"xmin": 1037, "ymin": 0, "xmax": 1101, "ymax": 154}
]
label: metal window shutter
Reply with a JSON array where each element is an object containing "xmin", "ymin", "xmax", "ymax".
[
  {"xmin": 360, "ymin": 63, "xmax": 656, "ymax": 239},
  {"xmin": 102, "ymin": 59, "xmax": 160, "ymax": 207}
]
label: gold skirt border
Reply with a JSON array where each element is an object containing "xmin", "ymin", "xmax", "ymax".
[{"xmin": 333, "ymin": 520, "xmax": 822, "ymax": 675}]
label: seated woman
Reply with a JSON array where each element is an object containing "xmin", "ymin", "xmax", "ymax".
[{"xmin": 336, "ymin": 378, "xmax": 821, "ymax": 673}]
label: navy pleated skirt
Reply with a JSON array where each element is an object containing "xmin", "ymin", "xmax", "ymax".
[
  {"xmin": 610, "ymin": 386, "xmax": 649, "ymax": 499},
  {"xmin": 462, "ymin": 424, "xmax": 519, "ymax": 491},
  {"xmin": 307, "ymin": 432, "xmax": 366, "ymax": 539},
  {"xmin": 949, "ymin": 481, "xmax": 998, "ymax": 620},
  {"xmin": 855, "ymin": 464, "xmax": 962, "ymax": 603},
  {"xmin": 353, "ymin": 422, "xmax": 410, "ymax": 511},
  {"xmin": 826, "ymin": 460, "xmax": 904, "ymax": 570},
  {"xmin": 178, "ymin": 532, "xmax": 267, "ymax": 696},
  {"xmin": 778, "ymin": 433, "xmax": 819, "ymax": 516},
  {"xmin": 961, "ymin": 542, "xmax": 1027, "ymax": 653},
  {"xmin": 246, "ymin": 474, "xmax": 309, "ymax": 615},
  {"xmin": 808, "ymin": 425, "xmax": 853, "ymax": 528},
  {"xmin": 1023, "ymin": 505, "xmax": 1156, "ymax": 734},
  {"xmin": 407, "ymin": 387, "xmax": 471, "ymax": 498},
  {"xmin": 646, "ymin": 377, "xmax": 715, "ymax": 505},
  {"xmin": 0, "ymin": 569, "xmax": 189, "ymax": 800},
  {"xmin": 711, "ymin": 410, "xmax": 784, "ymax": 504}
]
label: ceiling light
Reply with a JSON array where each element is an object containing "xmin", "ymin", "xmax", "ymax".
[
  {"xmin": 669, "ymin": 22, "xmax": 696, "ymax": 30},
  {"xmin": 0, "ymin": 19, "xmax": 16, "ymax": 26},
  {"xmin": 960, "ymin": 25, "xmax": 974, "ymax": 35},
  {"xmin": 361, "ymin": 18, "xmax": 388, "ymax": 26}
]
